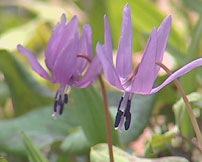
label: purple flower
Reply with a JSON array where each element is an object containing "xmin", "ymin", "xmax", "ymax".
[
  {"xmin": 97, "ymin": 4, "xmax": 202, "ymax": 130},
  {"xmin": 17, "ymin": 14, "xmax": 101, "ymax": 118}
]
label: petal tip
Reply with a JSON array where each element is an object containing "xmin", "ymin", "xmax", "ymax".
[
  {"xmin": 96, "ymin": 42, "xmax": 102, "ymax": 49},
  {"xmin": 83, "ymin": 24, "xmax": 92, "ymax": 33},
  {"xmin": 124, "ymin": 3, "xmax": 130, "ymax": 9},
  {"xmin": 124, "ymin": 3, "xmax": 131, "ymax": 13},
  {"xmin": 163, "ymin": 15, "xmax": 172, "ymax": 27},
  {"xmin": 61, "ymin": 13, "xmax": 67, "ymax": 24},
  {"xmin": 17, "ymin": 44, "xmax": 25, "ymax": 54},
  {"xmin": 104, "ymin": 14, "xmax": 108, "ymax": 21}
]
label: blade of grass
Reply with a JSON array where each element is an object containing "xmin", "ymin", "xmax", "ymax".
[{"xmin": 21, "ymin": 132, "xmax": 49, "ymax": 162}]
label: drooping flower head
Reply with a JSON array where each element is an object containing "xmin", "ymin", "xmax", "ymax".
[
  {"xmin": 17, "ymin": 14, "xmax": 101, "ymax": 118},
  {"xmin": 97, "ymin": 3, "xmax": 202, "ymax": 130}
]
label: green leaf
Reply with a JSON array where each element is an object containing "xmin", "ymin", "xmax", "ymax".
[
  {"xmin": 0, "ymin": 106, "xmax": 76, "ymax": 155},
  {"xmin": 70, "ymin": 87, "xmax": 120, "ymax": 146},
  {"xmin": 0, "ymin": 5, "xmax": 36, "ymax": 34},
  {"xmin": 0, "ymin": 157, "xmax": 8, "ymax": 162},
  {"xmin": 0, "ymin": 86, "xmax": 120, "ymax": 155},
  {"xmin": 90, "ymin": 144, "xmax": 190, "ymax": 162},
  {"xmin": 0, "ymin": 50, "xmax": 53, "ymax": 115},
  {"xmin": 182, "ymin": 0, "xmax": 202, "ymax": 14},
  {"xmin": 186, "ymin": 16, "xmax": 202, "ymax": 60},
  {"xmin": 88, "ymin": 0, "xmax": 106, "ymax": 50},
  {"xmin": 60, "ymin": 128, "xmax": 90, "ymax": 155},
  {"xmin": 108, "ymin": 91, "xmax": 155, "ymax": 144},
  {"xmin": 19, "ymin": 1, "xmax": 67, "ymax": 22},
  {"xmin": 21, "ymin": 131, "xmax": 49, "ymax": 162},
  {"xmin": 0, "ymin": 80, "xmax": 9, "ymax": 107},
  {"xmin": 173, "ymin": 92, "xmax": 202, "ymax": 138},
  {"xmin": 0, "ymin": 19, "xmax": 52, "ymax": 53},
  {"xmin": 151, "ymin": 127, "xmax": 179, "ymax": 150}
]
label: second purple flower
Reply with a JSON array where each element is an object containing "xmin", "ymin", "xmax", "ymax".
[{"xmin": 18, "ymin": 14, "xmax": 101, "ymax": 118}]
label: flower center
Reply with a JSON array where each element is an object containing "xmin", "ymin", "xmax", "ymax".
[
  {"xmin": 52, "ymin": 85, "xmax": 69, "ymax": 119},
  {"xmin": 114, "ymin": 92, "xmax": 133, "ymax": 130},
  {"xmin": 121, "ymin": 63, "xmax": 140, "ymax": 91}
]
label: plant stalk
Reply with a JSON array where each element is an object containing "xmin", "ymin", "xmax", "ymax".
[
  {"xmin": 156, "ymin": 62, "xmax": 202, "ymax": 153},
  {"xmin": 175, "ymin": 133, "xmax": 202, "ymax": 152},
  {"xmin": 77, "ymin": 54, "xmax": 114, "ymax": 162}
]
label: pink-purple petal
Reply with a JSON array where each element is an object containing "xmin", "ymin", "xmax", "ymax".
[
  {"xmin": 96, "ymin": 43, "xmax": 123, "ymax": 90},
  {"xmin": 45, "ymin": 14, "xmax": 67, "ymax": 71},
  {"xmin": 154, "ymin": 15, "xmax": 172, "ymax": 77},
  {"xmin": 52, "ymin": 33, "xmax": 79, "ymax": 84},
  {"xmin": 17, "ymin": 44, "xmax": 51, "ymax": 81},
  {"xmin": 150, "ymin": 58, "xmax": 202, "ymax": 94},
  {"xmin": 131, "ymin": 28, "xmax": 157, "ymax": 94},
  {"xmin": 73, "ymin": 55, "xmax": 102, "ymax": 88},
  {"xmin": 75, "ymin": 24, "xmax": 93, "ymax": 76},
  {"xmin": 116, "ymin": 3, "xmax": 133, "ymax": 78},
  {"xmin": 104, "ymin": 15, "xmax": 113, "ymax": 61},
  {"xmin": 83, "ymin": 24, "xmax": 93, "ymax": 59},
  {"xmin": 45, "ymin": 15, "xmax": 78, "ymax": 71}
]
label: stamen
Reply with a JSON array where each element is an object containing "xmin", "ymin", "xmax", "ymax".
[
  {"xmin": 55, "ymin": 90, "xmax": 59, "ymax": 99},
  {"xmin": 64, "ymin": 94, "xmax": 68, "ymax": 104},
  {"xmin": 124, "ymin": 112, "xmax": 131, "ymax": 130},
  {"xmin": 52, "ymin": 85, "xmax": 69, "ymax": 118},
  {"xmin": 118, "ymin": 96, "xmax": 123, "ymax": 110},
  {"xmin": 58, "ymin": 95, "xmax": 62, "ymax": 105},
  {"xmin": 114, "ymin": 110, "xmax": 124, "ymax": 128},
  {"xmin": 124, "ymin": 100, "xmax": 131, "ymax": 116},
  {"xmin": 54, "ymin": 101, "xmax": 58, "ymax": 112},
  {"xmin": 124, "ymin": 100, "xmax": 132, "ymax": 130},
  {"xmin": 59, "ymin": 104, "xmax": 64, "ymax": 115}
]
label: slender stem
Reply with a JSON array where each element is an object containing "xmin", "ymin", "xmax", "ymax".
[
  {"xmin": 175, "ymin": 133, "xmax": 202, "ymax": 152},
  {"xmin": 98, "ymin": 75, "xmax": 114, "ymax": 162},
  {"xmin": 156, "ymin": 62, "xmax": 202, "ymax": 153},
  {"xmin": 77, "ymin": 54, "xmax": 114, "ymax": 162}
]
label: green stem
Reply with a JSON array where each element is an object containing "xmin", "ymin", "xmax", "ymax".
[{"xmin": 156, "ymin": 62, "xmax": 202, "ymax": 153}]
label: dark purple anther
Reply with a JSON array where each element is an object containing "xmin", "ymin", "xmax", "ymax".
[
  {"xmin": 115, "ymin": 110, "xmax": 123, "ymax": 128},
  {"xmin": 124, "ymin": 100, "xmax": 131, "ymax": 130},
  {"xmin": 58, "ymin": 95, "xmax": 62, "ymax": 105},
  {"xmin": 117, "ymin": 96, "xmax": 124, "ymax": 110},
  {"xmin": 59, "ymin": 104, "xmax": 64, "ymax": 115},
  {"xmin": 124, "ymin": 112, "xmax": 131, "ymax": 130},
  {"xmin": 54, "ymin": 101, "xmax": 58, "ymax": 112},
  {"xmin": 64, "ymin": 94, "xmax": 68, "ymax": 104},
  {"xmin": 55, "ymin": 90, "xmax": 58, "ymax": 99}
]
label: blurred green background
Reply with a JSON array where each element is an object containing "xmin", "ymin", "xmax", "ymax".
[{"xmin": 0, "ymin": 0, "xmax": 201, "ymax": 161}]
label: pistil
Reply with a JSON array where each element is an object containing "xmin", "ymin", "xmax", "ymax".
[
  {"xmin": 52, "ymin": 85, "xmax": 69, "ymax": 119},
  {"xmin": 115, "ymin": 92, "xmax": 133, "ymax": 130}
]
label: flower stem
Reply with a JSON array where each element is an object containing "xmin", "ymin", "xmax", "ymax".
[
  {"xmin": 175, "ymin": 133, "xmax": 202, "ymax": 152},
  {"xmin": 156, "ymin": 62, "xmax": 202, "ymax": 153},
  {"xmin": 77, "ymin": 54, "xmax": 114, "ymax": 162},
  {"xmin": 98, "ymin": 75, "xmax": 114, "ymax": 162}
]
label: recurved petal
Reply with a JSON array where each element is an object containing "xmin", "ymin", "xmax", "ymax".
[
  {"xmin": 131, "ymin": 28, "xmax": 157, "ymax": 94},
  {"xmin": 76, "ymin": 24, "xmax": 93, "ymax": 75},
  {"xmin": 151, "ymin": 58, "xmax": 202, "ymax": 94},
  {"xmin": 154, "ymin": 15, "xmax": 172, "ymax": 77},
  {"xmin": 104, "ymin": 15, "xmax": 113, "ymax": 61},
  {"xmin": 73, "ymin": 55, "xmax": 102, "ymax": 88},
  {"xmin": 52, "ymin": 32, "xmax": 79, "ymax": 84},
  {"xmin": 116, "ymin": 3, "xmax": 133, "ymax": 78},
  {"xmin": 97, "ymin": 43, "xmax": 123, "ymax": 90},
  {"xmin": 17, "ymin": 44, "xmax": 51, "ymax": 81}
]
